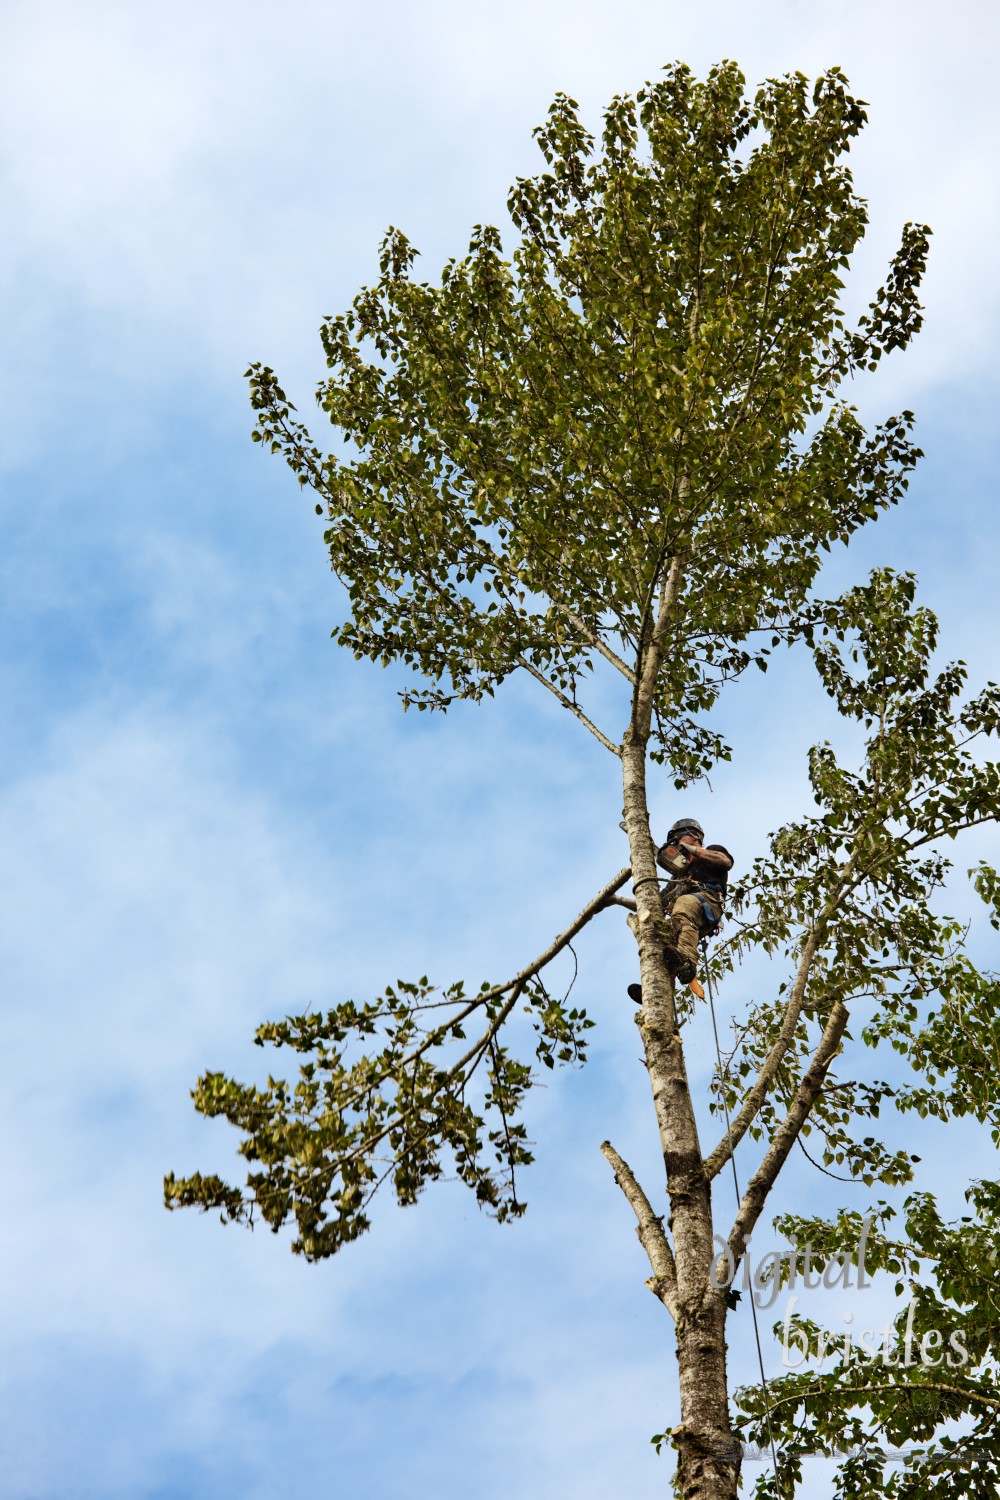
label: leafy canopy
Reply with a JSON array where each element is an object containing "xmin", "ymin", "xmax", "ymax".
[
  {"xmin": 245, "ymin": 61, "xmax": 927, "ymax": 780},
  {"xmin": 708, "ymin": 574, "xmax": 1000, "ymax": 1495}
]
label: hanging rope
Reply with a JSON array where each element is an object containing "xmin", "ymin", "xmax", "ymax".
[{"xmin": 702, "ymin": 940, "xmax": 784, "ymax": 1493}]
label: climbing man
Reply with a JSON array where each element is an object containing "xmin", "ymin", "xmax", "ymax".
[{"xmin": 626, "ymin": 818, "xmax": 734, "ymax": 1001}]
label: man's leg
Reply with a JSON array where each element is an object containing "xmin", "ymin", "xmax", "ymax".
[{"xmin": 666, "ymin": 894, "xmax": 707, "ymax": 984}]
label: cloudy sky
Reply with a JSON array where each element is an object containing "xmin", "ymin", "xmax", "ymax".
[{"xmin": 2, "ymin": 2, "xmax": 998, "ymax": 1496}]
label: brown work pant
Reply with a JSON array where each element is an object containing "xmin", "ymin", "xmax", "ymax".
[{"xmin": 661, "ymin": 886, "xmax": 722, "ymax": 967}]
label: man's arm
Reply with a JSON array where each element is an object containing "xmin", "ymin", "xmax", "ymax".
[{"xmin": 687, "ymin": 844, "xmax": 733, "ymax": 871}]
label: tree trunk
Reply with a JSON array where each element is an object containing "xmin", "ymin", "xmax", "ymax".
[
  {"xmin": 674, "ymin": 1294, "xmax": 740, "ymax": 1499},
  {"xmin": 620, "ymin": 728, "xmax": 739, "ymax": 1500}
]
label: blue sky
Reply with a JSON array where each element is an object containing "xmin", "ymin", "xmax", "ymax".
[{"xmin": 2, "ymin": 2, "xmax": 999, "ymax": 1496}]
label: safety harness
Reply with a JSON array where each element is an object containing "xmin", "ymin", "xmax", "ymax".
[
  {"xmin": 693, "ymin": 889, "xmax": 723, "ymax": 936},
  {"xmin": 666, "ymin": 871, "xmax": 725, "ymax": 937}
]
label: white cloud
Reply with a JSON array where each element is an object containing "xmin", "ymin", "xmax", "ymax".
[{"xmin": 1, "ymin": 0, "xmax": 997, "ymax": 449}]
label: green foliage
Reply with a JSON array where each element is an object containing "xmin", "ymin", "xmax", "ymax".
[
  {"xmin": 710, "ymin": 570, "xmax": 1000, "ymax": 1182},
  {"xmin": 172, "ymin": 61, "xmax": 946, "ymax": 1269},
  {"xmin": 165, "ymin": 970, "xmax": 594, "ymax": 1258},
  {"xmin": 736, "ymin": 1186, "xmax": 1000, "ymax": 1496},
  {"xmin": 245, "ymin": 61, "xmax": 926, "ymax": 781},
  {"xmin": 696, "ymin": 570, "xmax": 1000, "ymax": 1492}
]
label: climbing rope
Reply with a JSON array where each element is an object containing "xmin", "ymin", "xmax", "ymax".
[{"xmin": 702, "ymin": 939, "xmax": 784, "ymax": 1493}]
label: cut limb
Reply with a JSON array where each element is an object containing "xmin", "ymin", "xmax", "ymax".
[{"xmin": 600, "ymin": 1140, "xmax": 678, "ymax": 1317}]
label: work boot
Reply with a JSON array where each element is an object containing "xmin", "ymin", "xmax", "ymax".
[
  {"xmin": 668, "ymin": 915, "xmax": 700, "ymax": 985},
  {"xmin": 665, "ymin": 947, "xmax": 696, "ymax": 985},
  {"xmin": 630, "ymin": 962, "xmax": 696, "ymax": 999}
]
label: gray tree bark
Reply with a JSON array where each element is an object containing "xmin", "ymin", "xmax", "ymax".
[{"xmin": 616, "ymin": 554, "xmax": 742, "ymax": 1500}]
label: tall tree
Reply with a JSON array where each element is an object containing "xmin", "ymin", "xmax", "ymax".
[{"xmin": 166, "ymin": 64, "xmax": 1000, "ymax": 1498}]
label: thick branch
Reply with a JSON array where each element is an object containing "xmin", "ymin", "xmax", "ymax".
[
  {"xmin": 600, "ymin": 1139, "xmax": 679, "ymax": 1317},
  {"xmin": 705, "ymin": 833, "xmax": 869, "ymax": 1179},
  {"xmin": 726, "ymin": 1001, "xmax": 850, "ymax": 1267},
  {"xmin": 704, "ymin": 927, "xmax": 822, "ymax": 1179},
  {"xmin": 503, "ymin": 864, "xmax": 632, "ymax": 991},
  {"xmin": 516, "ymin": 655, "xmax": 621, "ymax": 755}
]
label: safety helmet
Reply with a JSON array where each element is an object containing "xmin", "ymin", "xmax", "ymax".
[{"xmin": 667, "ymin": 818, "xmax": 704, "ymax": 844}]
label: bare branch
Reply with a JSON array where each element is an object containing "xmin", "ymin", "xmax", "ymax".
[
  {"xmin": 906, "ymin": 813, "xmax": 999, "ymax": 852},
  {"xmin": 600, "ymin": 1139, "xmax": 678, "ymax": 1318},
  {"xmin": 726, "ymin": 1002, "xmax": 850, "ymax": 1266},
  {"xmin": 516, "ymin": 654, "xmax": 621, "ymax": 755},
  {"xmin": 795, "ymin": 1133, "xmax": 858, "ymax": 1183},
  {"xmin": 550, "ymin": 602, "xmax": 636, "ymax": 684},
  {"xmin": 501, "ymin": 865, "xmax": 632, "ymax": 993},
  {"xmin": 704, "ymin": 927, "xmax": 822, "ymax": 1179},
  {"xmin": 704, "ymin": 795, "xmax": 990, "ymax": 1189},
  {"xmin": 704, "ymin": 833, "xmax": 871, "ymax": 1179}
]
